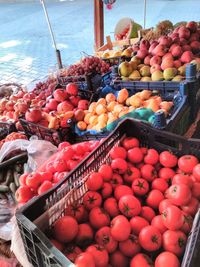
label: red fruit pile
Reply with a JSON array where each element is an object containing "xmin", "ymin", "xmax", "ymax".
[
  {"xmin": 50, "ymin": 137, "xmax": 200, "ymax": 267},
  {"xmin": 0, "ymin": 132, "xmax": 27, "ymax": 149},
  {"xmin": 15, "ymin": 140, "xmax": 100, "ymax": 204}
]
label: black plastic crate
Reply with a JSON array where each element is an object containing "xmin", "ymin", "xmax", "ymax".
[
  {"xmin": 19, "ymin": 119, "xmax": 74, "ymax": 146},
  {"xmin": 16, "ymin": 118, "xmax": 200, "ymax": 267},
  {"xmin": 0, "ymin": 121, "xmax": 17, "ymax": 141}
]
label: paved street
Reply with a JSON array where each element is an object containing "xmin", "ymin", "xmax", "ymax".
[{"xmin": 0, "ymin": 0, "xmax": 200, "ymax": 86}]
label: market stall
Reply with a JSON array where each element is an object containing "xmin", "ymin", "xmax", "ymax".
[{"xmin": 0, "ymin": 1, "xmax": 200, "ymax": 266}]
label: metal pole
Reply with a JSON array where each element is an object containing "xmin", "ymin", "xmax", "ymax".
[
  {"xmin": 143, "ymin": 0, "xmax": 147, "ymax": 29},
  {"xmin": 40, "ymin": 0, "xmax": 63, "ymax": 69}
]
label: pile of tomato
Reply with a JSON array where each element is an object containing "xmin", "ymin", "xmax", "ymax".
[
  {"xmin": 48, "ymin": 137, "xmax": 200, "ymax": 267},
  {"xmin": 15, "ymin": 140, "xmax": 100, "ymax": 204}
]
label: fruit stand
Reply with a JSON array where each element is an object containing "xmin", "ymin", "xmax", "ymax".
[{"xmin": 1, "ymin": 0, "xmax": 200, "ymax": 266}]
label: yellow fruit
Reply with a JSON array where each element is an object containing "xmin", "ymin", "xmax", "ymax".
[
  {"xmin": 95, "ymin": 104, "xmax": 107, "ymax": 115},
  {"xmin": 129, "ymin": 95, "xmax": 143, "ymax": 108},
  {"xmin": 77, "ymin": 121, "xmax": 87, "ymax": 131},
  {"xmin": 107, "ymin": 101, "xmax": 117, "ymax": 112},
  {"xmin": 113, "ymin": 104, "xmax": 124, "ymax": 114},
  {"xmin": 87, "ymin": 124, "xmax": 93, "ymax": 130},
  {"xmin": 89, "ymin": 115, "xmax": 98, "ymax": 125},
  {"xmin": 95, "ymin": 122, "xmax": 107, "ymax": 131},
  {"xmin": 107, "ymin": 117, "xmax": 117, "ymax": 125},
  {"xmin": 84, "ymin": 113, "xmax": 93, "ymax": 124},
  {"xmin": 117, "ymin": 88, "xmax": 129, "ymax": 104},
  {"xmin": 98, "ymin": 113, "xmax": 108, "ymax": 123},
  {"xmin": 139, "ymin": 90, "xmax": 152, "ymax": 100},
  {"xmin": 97, "ymin": 98, "xmax": 107, "ymax": 105},
  {"xmin": 126, "ymin": 97, "xmax": 131, "ymax": 106},
  {"xmin": 147, "ymin": 99, "xmax": 160, "ymax": 112},
  {"xmin": 88, "ymin": 102, "xmax": 97, "ymax": 113},
  {"xmin": 105, "ymin": 93, "xmax": 116, "ymax": 103}
]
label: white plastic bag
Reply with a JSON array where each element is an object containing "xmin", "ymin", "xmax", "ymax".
[{"xmin": 0, "ymin": 139, "xmax": 58, "ymax": 172}]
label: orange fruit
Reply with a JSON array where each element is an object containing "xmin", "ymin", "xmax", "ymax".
[
  {"xmin": 84, "ymin": 113, "xmax": 93, "ymax": 124},
  {"xmin": 117, "ymin": 88, "xmax": 129, "ymax": 104},
  {"xmin": 88, "ymin": 102, "xmax": 97, "ymax": 113},
  {"xmin": 77, "ymin": 121, "xmax": 87, "ymax": 131},
  {"xmin": 95, "ymin": 104, "xmax": 107, "ymax": 115},
  {"xmin": 139, "ymin": 90, "xmax": 152, "ymax": 100},
  {"xmin": 129, "ymin": 95, "xmax": 143, "ymax": 108},
  {"xmin": 98, "ymin": 113, "xmax": 108, "ymax": 123},
  {"xmin": 113, "ymin": 104, "xmax": 124, "ymax": 114},
  {"xmin": 105, "ymin": 93, "xmax": 116, "ymax": 103},
  {"xmin": 126, "ymin": 97, "xmax": 131, "ymax": 106},
  {"xmin": 160, "ymin": 101, "xmax": 173, "ymax": 111},
  {"xmin": 89, "ymin": 115, "xmax": 98, "ymax": 125},
  {"xmin": 107, "ymin": 101, "xmax": 117, "ymax": 112},
  {"xmin": 97, "ymin": 98, "xmax": 107, "ymax": 105}
]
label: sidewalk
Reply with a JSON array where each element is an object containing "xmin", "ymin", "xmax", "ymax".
[{"xmin": 0, "ymin": 0, "xmax": 200, "ymax": 86}]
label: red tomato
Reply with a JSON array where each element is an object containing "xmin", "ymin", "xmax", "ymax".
[
  {"xmin": 119, "ymin": 234, "xmax": 141, "ymax": 257},
  {"xmin": 83, "ymin": 191, "xmax": 102, "ymax": 210},
  {"xmin": 130, "ymin": 253, "xmax": 154, "ymax": 267},
  {"xmin": 140, "ymin": 206, "xmax": 156, "ymax": 222},
  {"xmin": 193, "ymin": 164, "xmax": 200, "ymax": 181},
  {"xmin": 99, "ymin": 164, "xmax": 113, "ymax": 181},
  {"xmin": 76, "ymin": 223, "xmax": 93, "ymax": 247},
  {"xmin": 159, "ymin": 199, "xmax": 173, "ymax": 213},
  {"xmin": 132, "ymin": 178, "xmax": 149, "ymax": 196},
  {"xmin": 114, "ymin": 185, "xmax": 133, "ymax": 200},
  {"xmin": 111, "ymin": 158, "xmax": 128, "ymax": 174},
  {"xmin": 89, "ymin": 207, "xmax": 110, "ymax": 229},
  {"xmin": 181, "ymin": 212, "xmax": 193, "ymax": 234},
  {"xmin": 39, "ymin": 171, "xmax": 53, "ymax": 182},
  {"xmin": 122, "ymin": 137, "xmax": 139, "ymax": 150},
  {"xmin": 127, "ymin": 147, "xmax": 144, "ymax": 163},
  {"xmin": 58, "ymin": 141, "xmax": 71, "ymax": 151},
  {"xmin": 103, "ymin": 197, "xmax": 119, "ymax": 218},
  {"xmin": 192, "ymin": 182, "xmax": 200, "ymax": 199},
  {"xmin": 123, "ymin": 166, "xmax": 141, "ymax": 184},
  {"xmin": 53, "ymin": 171, "xmax": 68, "ymax": 184},
  {"xmin": 162, "ymin": 205, "xmax": 184, "ymax": 230},
  {"xmin": 95, "ymin": 226, "xmax": 117, "ymax": 253},
  {"xmin": 146, "ymin": 189, "xmax": 164, "ymax": 209},
  {"xmin": 53, "ymin": 159, "xmax": 67, "ymax": 172},
  {"xmin": 59, "ymin": 146, "xmax": 74, "ymax": 161},
  {"xmin": 178, "ymin": 155, "xmax": 199, "ymax": 174},
  {"xmin": 181, "ymin": 197, "xmax": 199, "ymax": 216},
  {"xmin": 38, "ymin": 181, "xmax": 53, "ymax": 195},
  {"xmin": 151, "ymin": 215, "xmax": 167, "ymax": 234},
  {"xmin": 53, "ymin": 216, "xmax": 78, "ymax": 243},
  {"xmin": 110, "ymin": 173, "xmax": 123, "ymax": 188},
  {"xmin": 86, "ymin": 172, "xmax": 103, "ymax": 191},
  {"xmin": 130, "ymin": 216, "xmax": 149, "ymax": 235},
  {"xmin": 159, "ymin": 151, "xmax": 178, "ymax": 168},
  {"xmin": 64, "ymin": 245, "xmax": 82, "ymax": 263},
  {"xmin": 152, "ymin": 178, "xmax": 169, "ymax": 192},
  {"xmin": 165, "ymin": 184, "xmax": 192, "ymax": 206},
  {"xmin": 141, "ymin": 164, "xmax": 157, "ymax": 182},
  {"xmin": 159, "ymin": 167, "xmax": 176, "ymax": 181},
  {"xmin": 101, "ymin": 182, "xmax": 113, "ymax": 199},
  {"xmin": 26, "ymin": 172, "xmax": 42, "ymax": 190},
  {"xmin": 65, "ymin": 203, "xmax": 85, "ymax": 223},
  {"xmin": 155, "ymin": 252, "xmax": 180, "ymax": 267},
  {"xmin": 110, "ymin": 215, "xmax": 131, "ymax": 242},
  {"xmin": 15, "ymin": 185, "xmax": 33, "ymax": 203},
  {"xmin": 139, "ymin": 225, "xmax": 162, "ymax": 251},
  {"xmin": 172, "ymin": 174, "xmax": 193, "ymax": 188},
  {"xmin": 19, "ymin": 173, "xmax": 28, "ymax": 186},
  {"xmin": 75, "ymin": 252, "xmax": 95, "ymax": 267},
  {"xmin": 110, "ymin": 250, "xmax": 128, "ymax": 267},
  {"xmin": 119, "ymin": 195, "xmax": 141, "ymax": 217},
  {"xmin": 110, "ymin": 146, "xmax": 127, "ymax": 159},
  {"xmin": 144, "ymin": 149, "xmax": 159, "ymax": 165},
  {"xmin": 163, "ymin": 230, "xmax": 187, "ymax": 256},
  {"xmin": 86, "ymin": 244, "xmax": 109, "ymax": 267},
  {"xmin": 140, "ymin": 147, "xmax": 148, "ymax": 155}
]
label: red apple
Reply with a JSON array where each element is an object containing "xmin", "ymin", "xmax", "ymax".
[
  {"xmin": 53, "ymin": 89, "xmax": 68, "ymax": 102},
  {"xmin": 186, "ymin": 21, "xmax": 198, "ymax": 33},
  {"xmin": 25, "ymin": 108, "xmax": 43, "ymax": 123},
  {"xmin": 57, "ymin": 101, "xmax": 74, "ymax": 113},
  {"xmin": 14, "ymin": 100, "xmax": 28, "ymax": 113},
  {"xmin": 69, "ymin": 96, "xmax": 81, "ymax": 107},
  {"xmin": 78, "ymin": 100, "xmax": 89, "ymax": 110},
  {"xmin": 46, "ymin": 99, "xmax": 58, "ymax": 111},
  {"xmin": 66, "ymin": 83, "xmax": 78, "ymax": 96}
]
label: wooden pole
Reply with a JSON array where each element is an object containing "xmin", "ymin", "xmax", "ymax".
[{"xmin": 94, "ymin": 0, "xmax": 104, "ymax": 50}]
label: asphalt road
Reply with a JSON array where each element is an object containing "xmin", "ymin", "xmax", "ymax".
[{"xmin": 0, "ymin": 0, "xmax": 199, "ymax": 86}]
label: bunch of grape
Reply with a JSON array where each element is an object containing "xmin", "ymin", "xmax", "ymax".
[{"xmin": 64, "ymin": 56, "xmax": 110, "ymax": 77}]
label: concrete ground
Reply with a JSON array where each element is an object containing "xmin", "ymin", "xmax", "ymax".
[{"xmin": 0, "ymin": 0, "xmax": 200, "ymax": 86}]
